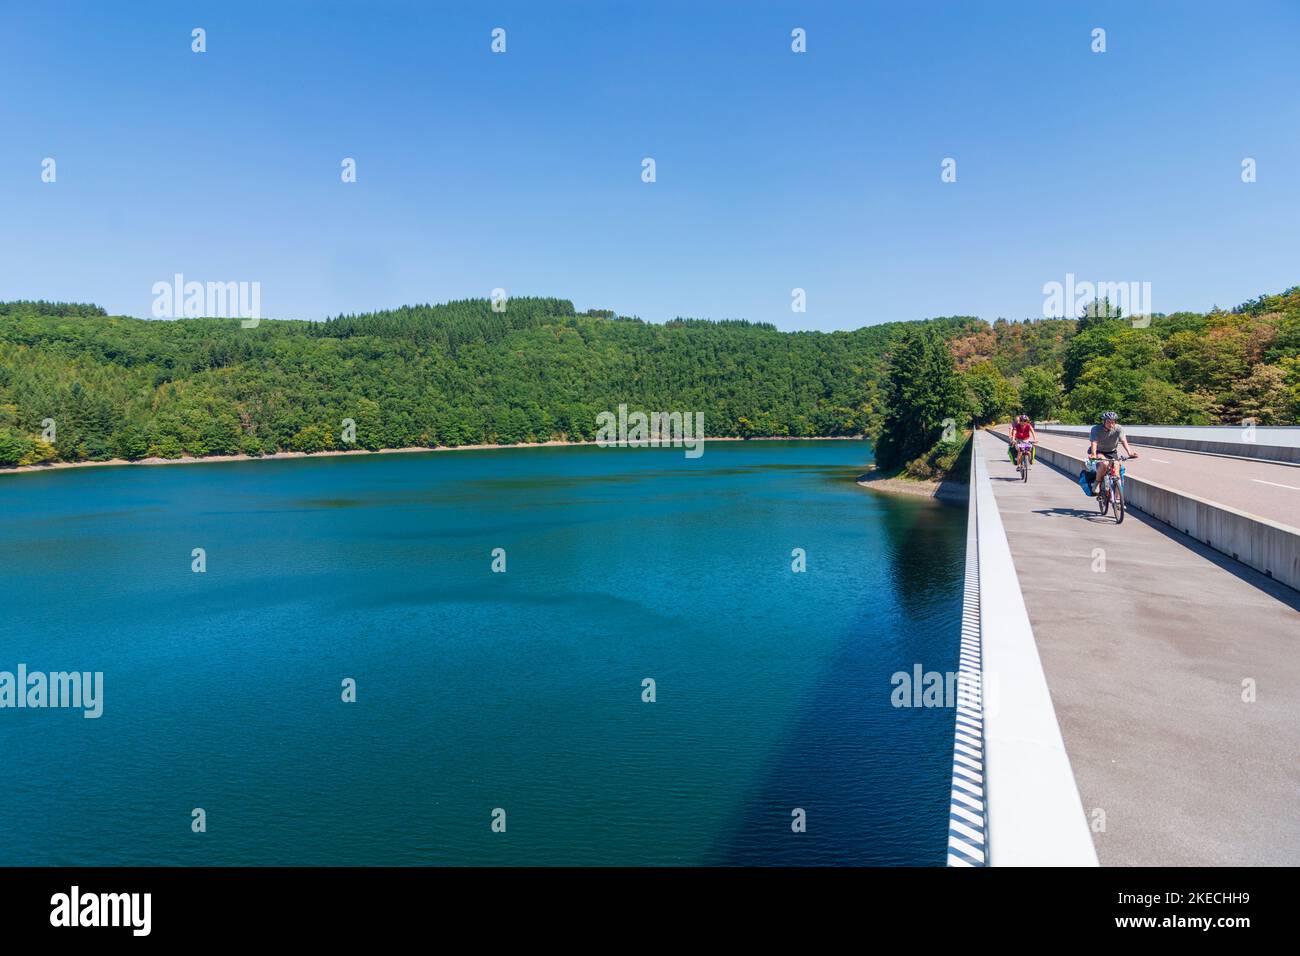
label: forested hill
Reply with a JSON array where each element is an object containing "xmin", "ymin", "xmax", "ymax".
[
  {"xmin": 872, "ymin": 286, "xmax": 1300, "ymax": 477},
  {"xmin": 0, "ymin": 289, "xmax": 1296, "ymax": 468},
  {"xmin": 0, "ymin": 298, "xmax": 976, "ymax": 464}
]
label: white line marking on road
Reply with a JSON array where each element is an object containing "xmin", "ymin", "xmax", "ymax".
[
  {"xmin": 1251, "ymin": 479, "xmax": 1300, "ymax": 491},
  {"xmin": 1150, "ymin": 457, "xmax": 1172, "ymax": 464}
]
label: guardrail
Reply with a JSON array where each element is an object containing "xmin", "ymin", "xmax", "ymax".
[
  {"xmin": 947, "ymin": 434, "xmax": 1099, "ymax": 866},
  {"xmin": 994, "ymin": 431, "xmax": 1300, "ymax": 592},
  {"xmin": 1034, "ymin": 424, "xmax": 1300, "ymax": 465}
]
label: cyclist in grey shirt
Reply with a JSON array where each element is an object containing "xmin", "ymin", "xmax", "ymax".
[{"xmin": 1087, "ymin": 411, "xmax": 1138, "ymax": 487}]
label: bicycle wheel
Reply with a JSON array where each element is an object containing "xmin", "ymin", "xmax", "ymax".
[
  {"xmin": 1020, "ymin": 456, "xmax": 1028, "ymax": 482},
  {"xmin": 1097, "ymin": 490, "xmax": 1109, "ymax": 515},
  {"xmin": 1114, "ymin": 484, "xmax": 1125, "ymax": 524}
]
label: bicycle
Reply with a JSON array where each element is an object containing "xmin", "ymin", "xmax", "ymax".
[
  {"xmin": 1088, "ymin": 454, "xmax": 1131, "ymax": 524},
  {"xmin": 1015, "ymin": 441, "xmax": 1035, "ymax": 482}
]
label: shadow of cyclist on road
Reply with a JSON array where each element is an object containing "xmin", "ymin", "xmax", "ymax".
[{"xmin": 1031, "ymin": 506, "xmax": 1112, "ymax": 522}]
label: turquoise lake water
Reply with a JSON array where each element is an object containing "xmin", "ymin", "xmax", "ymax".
[{"xmin": 0, "ymin": 439, "xmax": 965, "ymax": 865}]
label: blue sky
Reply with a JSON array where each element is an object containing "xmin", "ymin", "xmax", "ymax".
[{"xmin": 2, "ymin": 1, "xmax": 1298, "ymax": 330}]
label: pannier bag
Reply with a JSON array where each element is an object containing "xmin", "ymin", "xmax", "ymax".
[{"xmin": 1078, "ymin": 461, "xmax": 1096, "ymax": 496}]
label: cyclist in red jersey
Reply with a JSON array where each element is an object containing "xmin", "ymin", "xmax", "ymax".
[{"xmin": 1008, "ymin": 414, "xmax": 1036, "ymax": 467}]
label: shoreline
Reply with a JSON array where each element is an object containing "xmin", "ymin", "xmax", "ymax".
[
  {"xmin": 0, "ymin": 434, "xmax": 866, "ymax": 478},
  {"xmin": 856, "ymin": 468, "xmax": 967, "ymax": 504}
]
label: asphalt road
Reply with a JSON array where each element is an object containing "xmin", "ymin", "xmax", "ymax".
[
  {"xmin": 1005, "ymin": 427, "xmax": 1300, "ymax": 529},
  {"xmin": 976, "ymin": 430, "xmax": 1300, "ymax": 865}
]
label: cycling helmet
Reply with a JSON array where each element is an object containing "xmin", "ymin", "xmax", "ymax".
[{"xmin": 1100, "ymin": 411, "xmax": 1119, "ymax": 423}]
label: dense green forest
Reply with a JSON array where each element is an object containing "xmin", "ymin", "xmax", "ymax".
[
  {"xmin": 0, "ymin": 288, "xmax": 1296, "ymax": 469},
  {"xmin": 871, "ymin": 286, "xmax": 1300, "ymax": 476},
  {"xmin": 0, "ymin": 298, "xmax": 953, "ymax": 465},
  {"xmin": 949, "ymin": 288, "xmax": 1300, "ymax": 426}
]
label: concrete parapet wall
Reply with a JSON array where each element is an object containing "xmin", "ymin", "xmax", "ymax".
[
  {"xmin": 958, "ymin": 433, "xmax": 1099, "ymax": 866},
  {"xmin": 1034, "ymin": 424, "xmax": 1300, "ymax": 465}
]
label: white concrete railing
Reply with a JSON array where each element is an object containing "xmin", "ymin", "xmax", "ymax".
[
  {"xmin": 960, "ymin": 433, "xmax": 1099, "ymax": 866},
  {"xmin": 945, "ymin": 457, "xmax": 989, "ymax": 866},
  {"xmin": 1035, "ymin": 424, "xmax": 1300, "ymax": 464}
]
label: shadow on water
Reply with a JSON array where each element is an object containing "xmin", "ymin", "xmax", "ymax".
[
  {"xmin": 876, "ymin": 500, "xmax": 968, "ymax": 620},
  {"xmin": 707, "ymin": 488, "xmax": 968, "ymax": 865}
]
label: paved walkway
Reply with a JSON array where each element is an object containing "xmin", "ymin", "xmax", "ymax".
[
  {"xmin": 976, "ymin": 430, "xmax": 1300, "ymax": 865},
  {"xmin": 1018, "ymin": 428, "xmax": 1300, "ymax": 528}
]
